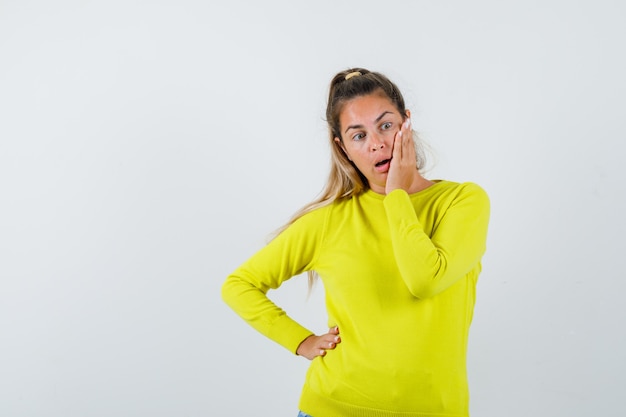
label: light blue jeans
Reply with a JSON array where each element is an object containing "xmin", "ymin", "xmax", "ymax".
[{"xmin": 297, "ymin": 412, "xmax": 312, "ymax": 417}]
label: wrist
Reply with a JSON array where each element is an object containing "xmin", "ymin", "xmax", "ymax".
[{"xmin": 296, "ymin": 334, "xmax": 314, "ymax": 356}]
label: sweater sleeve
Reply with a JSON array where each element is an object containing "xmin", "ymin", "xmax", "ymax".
[
  {"xmin": 221, "ymin": 208, "xmax": 327, "ymax": 354},
  {"xmin": 383, "ymin": 183, "xmax": 490, "ymax": 299}
]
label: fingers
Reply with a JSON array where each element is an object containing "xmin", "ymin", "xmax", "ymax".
[
  {"xmin": 401, "ymin": 118, "xmax": 412, "ymax": 151},
  {"xmin": 296, "ymin": 328, "xmax": 341, "ymax": 360},
  {"xmin": 393, "ymin": 129, "xmax": 402, "ymax": 160},
  {"xmin": 399, "ymin": 118, "xmax": 415, "ymax": 164},
  {"xmin": 393, "ymin": 118, "xmax": 411, "ymax": 159},
  {"xmin": 312, "ymin": 333, "xmax": 341, "ymax": 358},
  {"xmin": 318, "ymin": 327, "xmax": 341, "ymax": 353},
  {"xmin": 403, "ymin": 117, "xmax": 412, "ymax": 132},
  {"xmin": 385, "ymin": 118, "xmax": 415, "ymax": 195}
]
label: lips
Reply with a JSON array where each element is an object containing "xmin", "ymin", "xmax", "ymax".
[
  {"xmin": 375, "ymin": 158, "xmax": 391, "ymax": 167},
  {"xmin": 374, "ymin": 158, "xmax": 392, "ymax": 172}
]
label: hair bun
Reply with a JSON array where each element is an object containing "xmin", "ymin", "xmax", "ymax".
[{"xmin": 344, "ymin": 71, "xmax": 362, "ymax": 80}]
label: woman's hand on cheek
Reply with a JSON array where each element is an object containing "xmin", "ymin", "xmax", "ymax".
[
  {"xmin": 296, "ymin": 326, "xmax": 341, "ymax": 360},
  {"xmin": 385, "ymin": 118, "xmax": 416, "ymax": 194}
]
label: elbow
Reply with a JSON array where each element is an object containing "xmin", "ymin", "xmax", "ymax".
[
  {"xmin": 220, "ymin": 279, "xmax": 231, "ymax": 304},
  {"xmin": 221, "ymin": 273, "xmax": 268, "ymax": 308},
  {"xmin": 403, "ymin": 261, "xmax": 446, "ymax": 299},
  {"xmin": 221, "ymin": 276, "xmax": 239, "ymax": 307},
  {"xmin": 406, "ymin": 282, "xmax": 442, "ymax": 300}
]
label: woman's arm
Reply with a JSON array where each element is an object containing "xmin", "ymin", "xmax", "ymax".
[
  {"xmin": 383, "ymin": 183, "xmax": 490, "ymax": 299},
  {"xmin": 221, "ymin": 207, "xmax": 328, "ymax": 354}
]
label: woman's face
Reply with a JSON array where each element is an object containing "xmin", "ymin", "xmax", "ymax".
[{"xmin": 335, "ymin": 92, "xmax": 409, "ymax": 194}]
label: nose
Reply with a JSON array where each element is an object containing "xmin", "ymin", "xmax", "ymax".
[{"xmin": 370, "ymin": 134, "xmax": 385, "ymax": 151}]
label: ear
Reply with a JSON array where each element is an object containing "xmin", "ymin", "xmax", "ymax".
[
  {"xmin": 405, "ymin": 109, "xmax": 411, "ymax": 120},
  {"xmin": 334, "ymin": 137, "xmax": 352, "ymax": 161}
]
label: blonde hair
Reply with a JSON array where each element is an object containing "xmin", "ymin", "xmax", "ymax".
[{"xmin": 275, "ymin": 68, "xmax": 427, "ymax": 289}]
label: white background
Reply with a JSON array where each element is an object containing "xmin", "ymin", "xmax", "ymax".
[{"xmin": 1, "ymin": 1, "xmax": 625, "ymax": 416}]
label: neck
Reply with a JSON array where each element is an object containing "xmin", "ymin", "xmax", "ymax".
[{"xmin": 406, "ymin": 172, "xmax": 435, "ymax": 194}]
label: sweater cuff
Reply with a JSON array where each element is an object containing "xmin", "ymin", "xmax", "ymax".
[{"xmin": 267, "ymin": 314, "xmax": 314, "ymax": 355}]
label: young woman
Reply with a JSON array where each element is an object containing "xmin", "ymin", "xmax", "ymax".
[{"xmin": 222, "ymin": 68, "xmax": 490, "ymax": 417}]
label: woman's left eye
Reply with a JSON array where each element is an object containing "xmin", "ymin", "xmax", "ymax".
[{"xmin": 381, "ymin": 122, "xmax": 392, "ymax": 130}]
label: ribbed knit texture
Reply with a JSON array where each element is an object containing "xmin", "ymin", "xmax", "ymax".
[{"xmin": 222, "ymin": 181, "xmax": 490, "ymax": 417}]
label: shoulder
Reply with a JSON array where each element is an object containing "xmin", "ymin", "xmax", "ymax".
[
  {"xmin": 283, "ymin": 200, "xmax": 336, "ymax": 234},
  {"xmin": 445, "ymin": 181, "xmax": 490, "ymax": 218},
  {"xmin": 268, "ymin": 202, "xmax": 334, "ymax": 249},
  {"xmin": 454, "ymin": 181, "xmax": 489, "ymax": 202},
  {"xmin": 428, "ymin": 180, "xmax": 488, "ymax": 200},
  {"xmin": 416, "ymin": 180, "xmax": 490, "ymax": 215}
]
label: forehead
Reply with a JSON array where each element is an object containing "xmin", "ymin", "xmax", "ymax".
[{"xmin": 339, "ymin": 92, "xmax": 399, "ymax": 125}]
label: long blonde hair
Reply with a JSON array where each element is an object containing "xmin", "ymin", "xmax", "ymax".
[{"xmin": 275, "ymin": 68, "xmax": 427, "ymax": 288}]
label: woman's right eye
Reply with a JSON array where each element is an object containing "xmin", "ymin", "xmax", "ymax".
[{"xmin": 352, "ymin": 133, "xmax": 365, "ymax": 141}]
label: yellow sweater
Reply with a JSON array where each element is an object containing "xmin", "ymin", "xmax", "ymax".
[{"xmin": 222, "ymin": 181, "xmax": 490, "ymax": 417}]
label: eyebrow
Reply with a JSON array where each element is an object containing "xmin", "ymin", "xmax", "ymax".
[{"xmin": 344, "ymin": 111, "xmax": 394, "ymax": 134}]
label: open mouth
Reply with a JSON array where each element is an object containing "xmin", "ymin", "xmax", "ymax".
[{"xmin": 375, "ymin": 158, "xmax": 391, "ymax": 167}]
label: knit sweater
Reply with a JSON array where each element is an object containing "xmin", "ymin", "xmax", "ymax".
[{"xmin": 221, "ymin": 180, "xmax": 490, "ymax": 417}]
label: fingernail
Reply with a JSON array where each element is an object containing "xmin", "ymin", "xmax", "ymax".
[{"xmin": 334, "ymin": 336, "xmax": 340, "ymax": 342}]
